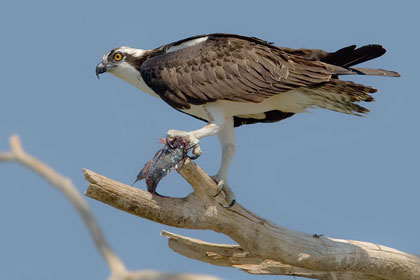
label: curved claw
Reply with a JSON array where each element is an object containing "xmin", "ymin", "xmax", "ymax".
[
  {"xmin": 153, "ymin": 191, "xmax": 169, "ymax": 198},
  {"xmin": 213, "ymin": 181, "xmax": 224, "ymax": 197},
  {"xmin": 166, "ymin": 130, "xmax": 200, "ymax": 151},
  {"xmin": 185, "ymin": 140, "xmax": 197, "ymax": 150},
  {"xmin": 219, "ymin": 199, "xmax": 236, "ymax": 208},
  {"xmin": 213, "ymin": 179, "xmax": 236, "ymax": 208},
  {"xmin": 187, "ymin": 144, "xmax": 202, "ymax": 160},
  {"xmin": 187, "ymin": 153, "xmax": 200, "ymax": 160},
  {"xmin": 165, "ymin": 134, "xmax": 176, "ymax": 149}
]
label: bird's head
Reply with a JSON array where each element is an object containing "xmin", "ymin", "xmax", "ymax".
[{"xmin": 96, "ymin": 46, "xmax": 147, "ymax": 83}]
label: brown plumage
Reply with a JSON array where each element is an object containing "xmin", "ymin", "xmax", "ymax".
[
  {"xmin": 135, "ymin": 34, "xmax": 399, "ymax": 124},
  {"xmin": 140, "ymin": 35, "xmax": 334, "ymax": 109},
  {"xmin": 104, "ymin": 33, "xmax": 400, "ymax": 127}
]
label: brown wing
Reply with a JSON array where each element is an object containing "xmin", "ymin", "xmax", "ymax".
[{"xmin": 139, "ymin": 35, "xmax": 335, "ymax": 109}]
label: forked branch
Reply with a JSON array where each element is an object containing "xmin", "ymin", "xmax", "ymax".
[
  {"xmin": 85, "ymin": 159, "xmax": 420, "ymax": 280},
  {"xmin": 0, "ymin": 135, "xmax": 220, "ymax": 280}
]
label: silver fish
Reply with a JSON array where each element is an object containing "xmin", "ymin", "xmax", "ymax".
[{"xmin": 135, "ymin": 137, "xmax": 200, "ymax": 196}]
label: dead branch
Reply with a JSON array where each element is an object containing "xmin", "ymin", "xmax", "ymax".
[
  {"xmin": 0, "ymin": 135, "xmax": 220, "ymax": 280},
  {"xmin": 84, "ymin": 159, "xmax": 420, "ymax": 280}
]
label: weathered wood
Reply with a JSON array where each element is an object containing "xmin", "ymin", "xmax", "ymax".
[
  {"xmin": 84, "ymin": 159, "xmax": 420, "ymax": 280},
  {"xmin": 161, "ymin": 231, "xmax": 374, "ymax": 280},
  {"xmin": 0, "ymin": 135, "xmax": 220, "ymax": 280}
]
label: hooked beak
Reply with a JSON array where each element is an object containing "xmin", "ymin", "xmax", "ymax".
[{"xmin": 96, "ymin": 62, "xmax": 107, "ymax": 79}]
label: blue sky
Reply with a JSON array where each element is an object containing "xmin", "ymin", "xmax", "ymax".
[{"xmin": 1, "ymin": 1, "xmax": 419, "ymax": 279}]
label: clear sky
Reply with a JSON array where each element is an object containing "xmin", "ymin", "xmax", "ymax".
[{"xmin": 1, "ymin": 1, "xmax": 419, "ymax": 279}]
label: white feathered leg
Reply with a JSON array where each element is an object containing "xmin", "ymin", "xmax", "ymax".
[
  {"xmin": 167, "ymin": 103, "xmax": 236, "ymax": 206},
  {"xmin": 214, "ymin": 116, "xmax": 235, "ymax": 181},
  {"xmin": 167, "ymin": 103, "xmax": 226, "ymax": 144},
  {"xmin": 211, "ymin": 117, "xmax": 236, "ymax": 207}
]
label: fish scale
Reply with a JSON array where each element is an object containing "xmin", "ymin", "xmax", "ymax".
[{"xmin": 135, "ymin": 138, "xmax": 191, "ymax": 196}]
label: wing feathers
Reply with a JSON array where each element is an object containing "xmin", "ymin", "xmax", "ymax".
[
  {"xmin": 139, "ymin": 34, "xmax": 398, "ymax": 114},
  {"xmin": 140, "ymin": 36, "xmax": 336, "ymax": 109}
]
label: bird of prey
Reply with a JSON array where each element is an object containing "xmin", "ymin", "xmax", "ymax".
[{"xmin": 96, "ymin": 33, "xmax": 400, "ymax": 205}]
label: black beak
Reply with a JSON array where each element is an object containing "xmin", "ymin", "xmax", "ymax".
[{"xmin": 96, "ymin": 62, "xmax": 107, "ymax": 79}]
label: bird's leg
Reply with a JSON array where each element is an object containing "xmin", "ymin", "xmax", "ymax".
[
  {"xmin": 167, "ymin": 103, "xmax": 225, "ymax": 158},
  {"xmin": 167, "ymin": 104, "xmax": 236, "ymax": 206},
  {"xmin": 167, "ymin": 122, "xmax": 220, "ymax": 151},
  {"xmin": 211, "ymin": 117, "xmax": 236, "ymax": 208},
  {"xmin": 214, "ymin": 181, "xmax": 236, "ymax": 208}
]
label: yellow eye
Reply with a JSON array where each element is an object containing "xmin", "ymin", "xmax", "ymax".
[{"xmin": 113, "ymin": 53, "xmax": 123, "ymax": 61}]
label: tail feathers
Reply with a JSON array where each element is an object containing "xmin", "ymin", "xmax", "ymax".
[
  {"xmin": 322, "ymin": 45, "xmax": 386, "ymax": 67},
  {"xmin": 331, "ymin": 65, "xmax": 400, "ymax": 77},
  {"xmin": 288, "ymin": 44, "xmax": 401, "ymax": 77},
  {"xmin": 290, "ymin": 45, "xmax": 399, "ymax": 115},
  {"xmin": 309, "ymin": 95, "xmax": 370, "ymax": 116},
  {"xmin": 348, "ymin": 67, "xmax": 401, "ymax": 77},
  {"xmin": 304, "ymin": 80, "xmax": 377, "ymax": 115}
]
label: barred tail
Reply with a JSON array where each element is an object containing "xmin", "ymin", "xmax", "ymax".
[{"xmin": 304, "ymin": 80, "xmax": 377, "ymax": 115}]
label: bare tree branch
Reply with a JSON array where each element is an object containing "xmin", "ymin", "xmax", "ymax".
[
  {"xmin": 161, "ymin": 231, "xmax": 381, "ymax": 280},
  {"xmin": 84, "ymin": 159, "xmax": 420, "ymax": 280},
  {"xmin": 0, "ymin": 135, "xmax": 220, "ymax": 280}
]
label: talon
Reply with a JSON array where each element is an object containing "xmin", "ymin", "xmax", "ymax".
[
  {"xmin": 211, "ymin": 177, "xmax": 236, "ymax": 208},
  {"xmin": 153, "ymin": 191, "xmax": 169, "ymax": 198},
  {"xmin": 166, "ymin": 130, "xmax": 200, "ymax": 150},
  {"xmin": 165, "ymin": 134, "xmax": 175, "ymax": 149},
  {"xmin": 166, "ymin": 129, "xmax": 183, "ymax": 148},
  {"xmin": 213, "ymin": 179, "xmax": 225, "ymax": 197},
  {"xmin": 220, "ymin": 199, "xmax": 236, "ymax": 208},
  {"xmin": 187, "ymin": 144, "xmax": 201, "ymax": 160}
]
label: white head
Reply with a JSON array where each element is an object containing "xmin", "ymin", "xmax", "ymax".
[{"xmin": 96, "ymin": 46, "xmax": 149, "ymax": 88}]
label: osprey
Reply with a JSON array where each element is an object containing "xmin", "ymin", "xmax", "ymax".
[{"xmin": 96, "ymin": 33, "xmax": 400, "ymax": 205}]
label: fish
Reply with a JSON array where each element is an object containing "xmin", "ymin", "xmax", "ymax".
[{"xmin": 135, "ymin": 137, "xmax": 200, "ymax": 196}]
